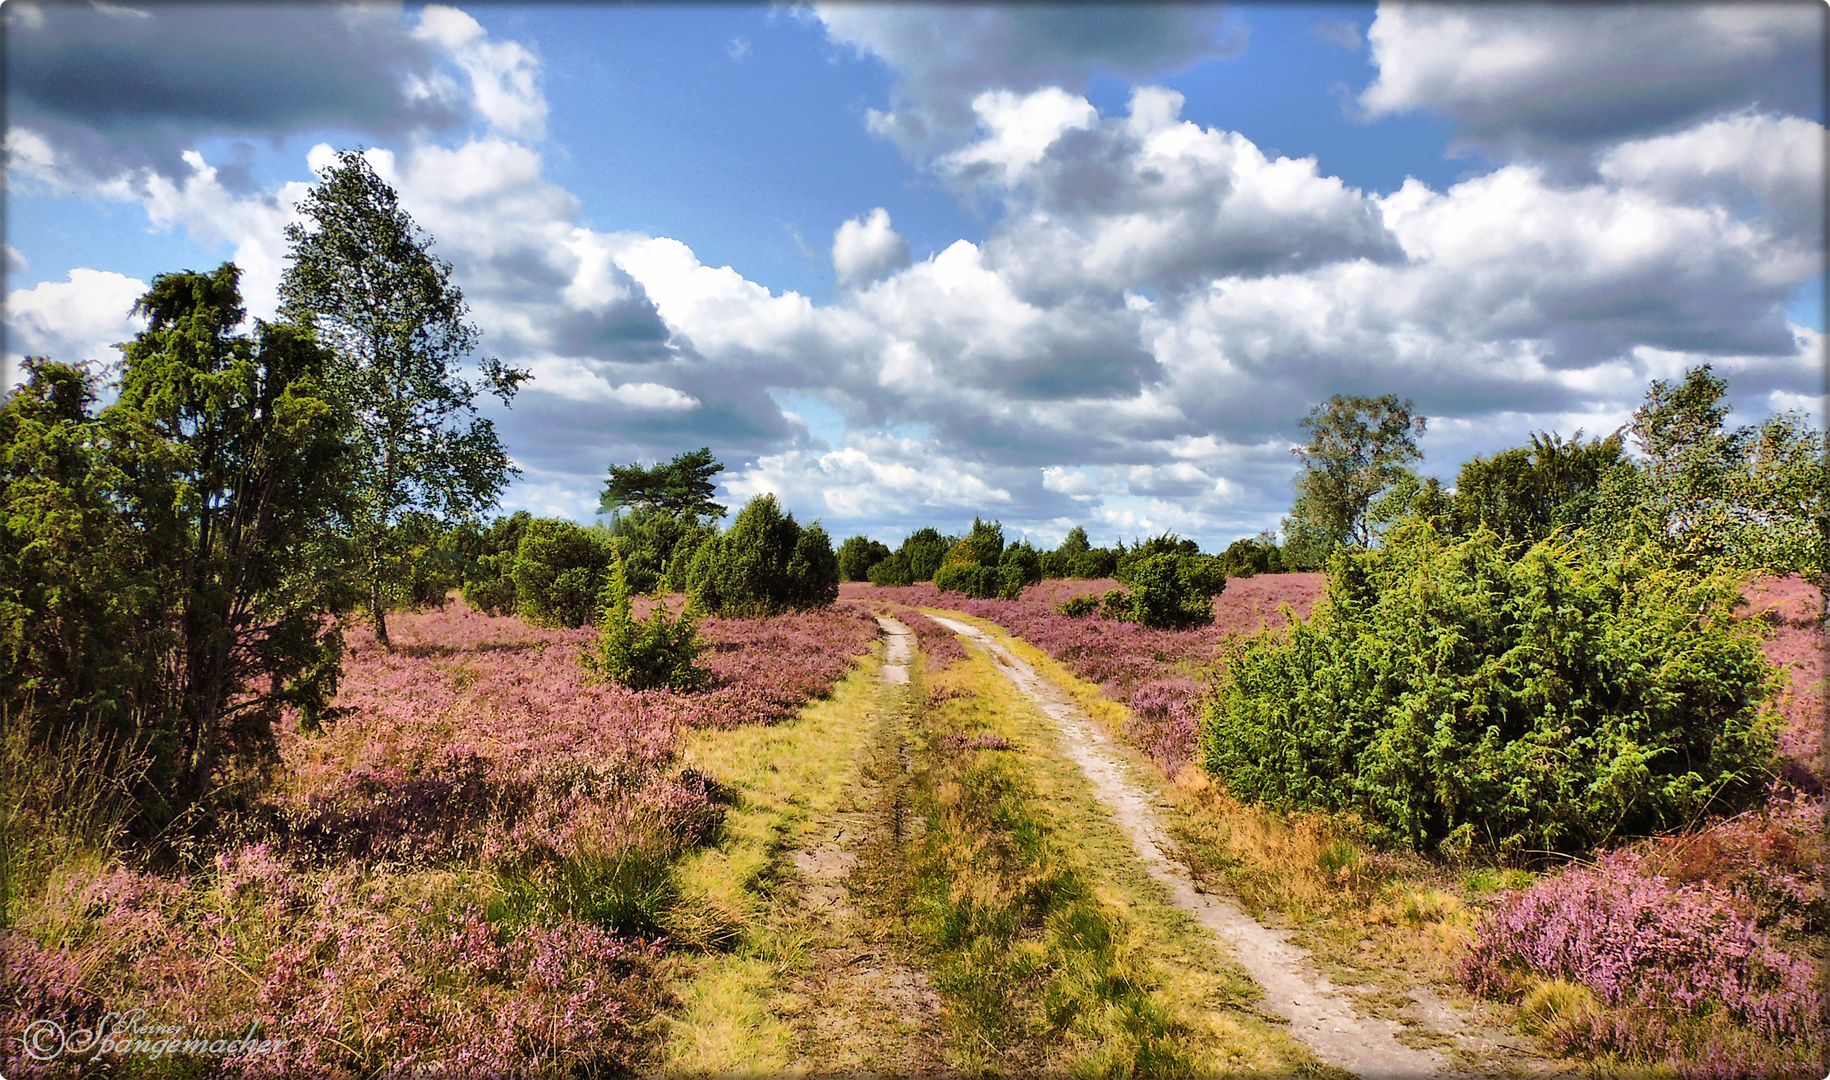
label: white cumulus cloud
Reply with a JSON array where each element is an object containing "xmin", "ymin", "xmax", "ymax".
[{"xmin": 832, "ymin": 208, "xmax": 912, "ymax": 286}]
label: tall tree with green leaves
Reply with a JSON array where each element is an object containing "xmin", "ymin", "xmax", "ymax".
[
  {"xmin": 600, "ymin": 446, "xmax": 726, "ymax": 523},
  {"xmin": 1450, "ymin": 430, "xmax": 1627, "ymax": 544},
  {"xmin": 279, "ymin": 148, "xmax": 526, "ymax": 647},
  {"xmin": 1287, "ymin": 394, "xmax": 1427, "ymax": 551},
  {"xmin": 2, "ymin": 264, "xmax": 357, "ymax": 807},
  {"xmin": 1620, "ymin": 365, "xmax": 1825, "ymax": 576}
]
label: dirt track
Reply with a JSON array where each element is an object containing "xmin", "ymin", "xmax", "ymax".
[{"xmin": 925, "ymin": 612, "xmax": 1458, "ymax": 1078}]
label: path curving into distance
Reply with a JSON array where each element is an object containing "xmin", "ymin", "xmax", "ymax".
[{"xmin": 926, "ymin": 613, "xmax": 1454, "ymax": 1079}]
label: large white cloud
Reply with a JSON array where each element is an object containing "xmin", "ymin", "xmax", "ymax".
[
  {"xmin": 1360, "ymin": 4, "xmax": 1823, "ymax": 155},
  {"xmin": 3, "ymin": 269, "xmax": 149, "ymax": 391},
  {"xmin": 955, "ymin": 87, "xmax": 1401, "ymax": 301}
]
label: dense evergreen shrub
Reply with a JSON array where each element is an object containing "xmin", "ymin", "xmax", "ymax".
[
  {"xmin": 1058, "ymin": 595, "xmax": 1099, "ymax": 618},
  {"xmin": 933, "ymin": 563, "xmax": 1003, "ymax": 600},
  {"xmin": 1202, "ymin": 521, "xmax": 1778, "ymax": 857},
  {"xmin": 603, "ymin": 507, "xmax": 713, "ymax": 595},
  {"xmin": 867, "ymin": 552, "xmax": 915, "ymax": 586},
  {"xmin": 1125, "ymin": 552, "xmax": 1224, "ymax": 629},
  {"xmin": 457, "ymin": 511, "xmax": 531, "ymax": 615},
  {"xmin": 837, "ymin": 535, "xmax": 893, "ymax": 581},
  {"xmin": 1217, "ymin": 534, "xmax": 1285, "ymax": 578},
  {"xmin": 686, "ymin": 495, "xmax": 839, "ymax": 616},
  {"xmin": 897, "ymin": 527, "xmax": 954, "ymax": 582},
  {"xmin": 585, "ymin": 557, "xmax": 704, "ymax": 690},
  {"xmin": 513, "ymin": 518, "xmax": 610, "ymax": 627},
  {"xmin": 997, "ymin": 541, "xmax": 1043, "ymax": 599}
]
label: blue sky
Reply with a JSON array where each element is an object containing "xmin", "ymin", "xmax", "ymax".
[{"xmin": 6, "ymin": 2, "xmax": 1825, "ymax": 549}]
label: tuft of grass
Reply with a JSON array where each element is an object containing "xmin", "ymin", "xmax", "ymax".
[
  {"xmin": 1516, "ymin": 979, "xmax": 1599, "ymax": 1039},
  {"xmin": 0, "ymin": 707, "xmax": 147, "ymax": 929}
]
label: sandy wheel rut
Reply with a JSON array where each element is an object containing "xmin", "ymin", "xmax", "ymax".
[{"xmin": 926, "ymin": 613, "xmax": 1463, "ymax": 1079}]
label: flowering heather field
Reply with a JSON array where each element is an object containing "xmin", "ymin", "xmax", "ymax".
[
  {"xmin": 1461, "ymin": 797, "xmax": 1827, "ymax": 1078},
  {"xmin": 3, "ymin": 598, "xmax": 878, "ymax": 1078},
  {"xmin": 1739, "ymin": 573, "xmax": 1827, "ymax": 790},
  {"xmin": 842, "ymin": 573, "xmax": 1326, "ymax": 774}
]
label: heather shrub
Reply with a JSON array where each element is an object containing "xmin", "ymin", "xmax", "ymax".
[
  {"xmin": 586, "ymin": 557, "xmax": 705, "ymax": 691},
  {"xmin": 513, "ymin": 517, "xmax": 610, "ymax": 627},
  {"xmin": 1204, "ymin": 522, "xmax": 1777, "ymax": 855},
  {"xmin": 1461, "ymin": 850, "xmax": 1826, "ymax": 1076},
  {"xmin": 686, "ymin": 494, "xmax": 839, "ymax": 616}
]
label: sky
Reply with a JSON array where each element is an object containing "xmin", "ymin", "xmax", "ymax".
[{"xmin": 5, "ymin": 2, "xmax": 1825, "ymax": 550}]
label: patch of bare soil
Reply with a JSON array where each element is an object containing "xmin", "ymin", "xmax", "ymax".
[{"xmin": 927, "ymin": 613, "xmax": 1542, "ymax": 1079}]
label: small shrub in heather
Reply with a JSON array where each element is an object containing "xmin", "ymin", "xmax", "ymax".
[
  {"xmin": 1461, "ymin": 846, "xmax": 1826, "ymax": 1077},
  {"xmin": 586, "ymin": 556, "xmax": 706, "ymax": 691}
]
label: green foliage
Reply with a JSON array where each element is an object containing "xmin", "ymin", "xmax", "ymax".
[
  {"xmin": 685, "ymin": 495, "xmax": 839, "ymax": 616},
  {"xmin": 388, "ymin": 512, "xmax": 466, "ymax": 610},
  {"xmin": 1613, "ymin": 365, "xmax": 1827, "ymax": 577},
  {"xmin": 599, "ymin": 446, "xmax": 726, "ymax": 524},
  {"xmin": 454, "ymin": 511, "xmax": 531, "ymax": 615},
  {"xmin": 896, "ymin": 526, "xmax": 954, "ymax": 582},
  {"xmin": 1217, "ymin": 533, "xmax": 1285, "ymax": 578},
  {"xmin": 585, "ymin": 557, "xmax": 704, "ymax": 691},
  {"xmin": 280, "ymin": 148, "xmax": 526, "ymax": 647},
  {"xmin": 1290, "ymin": 394, "xmax": 1427, "ymax": 550},
  {"xmin": 1113, "ymin": 533, "xmax": 1200, "ymax": 583},
  {"xmin": 997, "ymin": 540, "xmax": 1043, "ymax": 599},
  {"xmin": 1040, "ymin": 525, "xmax": 1092, "ymax": 579},
  {"xmin": 513, "ymin": 518, "xmax": 609, "ymax": 627},
  {"xmin": 1278, "ymin": 494, "xmax": 1344, "ymax": 571},
  {"xmin": 1367, "ymin": 470, "xmax": 1451, "ymax": 537},
  {"xmin": 866, "ymin": 552, "xmax": 915, "ymax": 586},
  {"xmin": 933, "ymin": 563, "xmax": 1003, "ymax": 600},
  {"xmin": 1203, "ymin": 521, "xmax": 1777, "ymax": 857},
  {"xmin": 1, "ymin": 264, "xmax": 357, "ymax": 807},
  {"xmin": 1058, "ymin": 595, "xmax": 1100, "ymax": 618},
  {"xmin": 837, "ymin": 535, "xmax": 893, "ymax": 582},
  {"xmin": 963, "ymin": 517, "xmax": 1006, "ymax": 567},
  {"xmin": 1450, "ymin": 431, "xmax": 1627, "ymax": 544},
  {"xmin": 602, "ymin": 507, "xmax": 714, "ymax": 595},
  {"xmin": 1121, "ymin": 553, "xmax": 1224, "ymax": 629}
]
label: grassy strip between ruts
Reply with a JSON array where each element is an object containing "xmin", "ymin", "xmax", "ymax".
[
  {"xmin": 925, "ymin": 609, "xmax": 1546, "ymax": 1075},
  {"xmin": 654, "ymin": 638, "xmax": 892, "ymax": 1076},
  {"xmin": 891, "ymin": 618, "xmax": 1323, "ymax": 1078}
]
